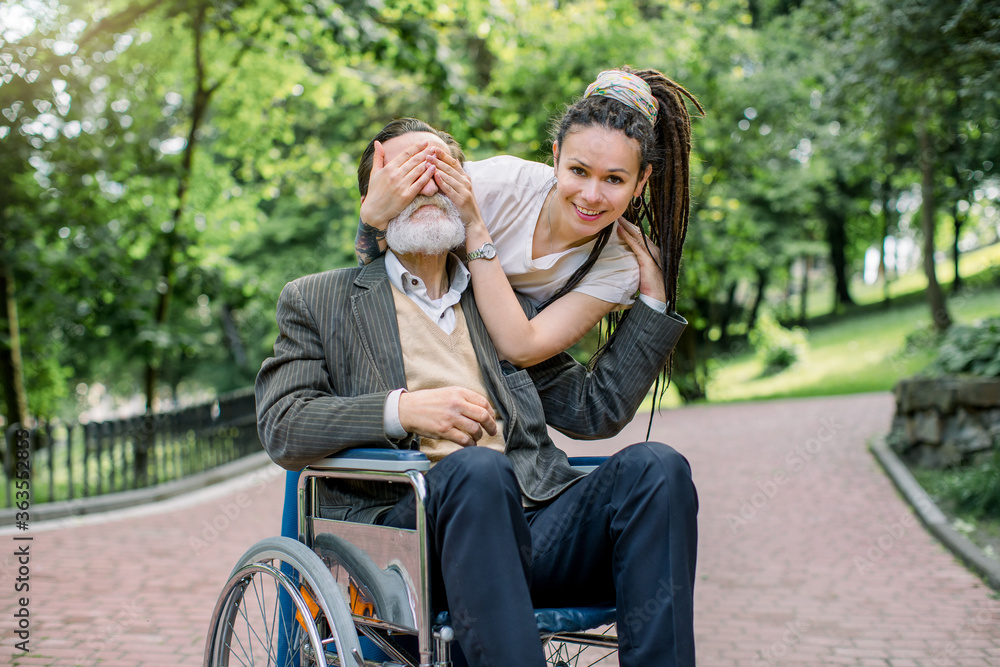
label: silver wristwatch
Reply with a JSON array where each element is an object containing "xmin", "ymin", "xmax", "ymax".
[{"xmin": 466, "ymin": 242, "xmax": 497, "ymax": 262}]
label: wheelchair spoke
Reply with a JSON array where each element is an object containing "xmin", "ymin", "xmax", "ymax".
[
  {"xmin": 235, "ymin": 575, "xmax": 270, "ymax": 666},
  {"xmin": 223, "ymin": 618, "xmax": 253, "ymax": 667},
  {"xmin": 264, "ymin": 564, "xmax": 292, "ymax": 666},
  {"xmin": 206, "ymin": 537, "xmax": 363, "ymax": 667},
  {"xmin": 543, "ymin": 628, "xmax": 618, "ymax": 667},
  {"xmin": 225, "ymin": 602, "xmax": 255, "ymax": 667},
  {"xmin": 247, "ymin": 574, "xmax": 275, "ymax": 663},
  {"xmin": 251, "ymin": 572, "xmax": 272, "ymax": 663},
  {"xmin": 232, "ymin": 581, "xmax": 258, "ymax": 666},
  {"xmin": 220, "ymin": 569, "xmax": 301, "ymax": 667}
]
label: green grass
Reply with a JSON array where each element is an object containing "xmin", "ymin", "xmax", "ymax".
[
  {"xmin": 687, "ymin": 245, "xmax": 1000, "ymax": 404},
  {"xmin": 707, "ymin": 284, "xmax": 998, "ymax": 402},
  {"xmin": 795, "ymin": 242, "xmax": 1000, "ymax": 320}
]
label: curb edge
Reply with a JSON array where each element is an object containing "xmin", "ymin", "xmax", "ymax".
[{"xmin": 870, "ymin": 438, "xmax": 1000, "ymax": 591}]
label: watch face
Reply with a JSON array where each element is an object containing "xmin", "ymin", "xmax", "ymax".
[{"xmin": 470, "ymin": 243, "xmax": 496, "ymax": 261}]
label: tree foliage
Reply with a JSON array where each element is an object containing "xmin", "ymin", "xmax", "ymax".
[{"xmin": 1, "ymin": 0, "xmax": 998, "ymax": 421}]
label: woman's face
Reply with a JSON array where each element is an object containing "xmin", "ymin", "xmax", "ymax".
[{"xmin": 552, "ymin": 126, "xmax": 652, "ymax": 241}]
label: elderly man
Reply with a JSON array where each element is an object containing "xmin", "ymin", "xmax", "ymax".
[{"xmin": 256, "ymin": 118, "xmax": 698, "ymax": 666}]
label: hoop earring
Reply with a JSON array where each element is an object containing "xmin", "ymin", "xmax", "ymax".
[{"xmin": 632, "ymin": 194, "xmax": 643, "ymax": 208}]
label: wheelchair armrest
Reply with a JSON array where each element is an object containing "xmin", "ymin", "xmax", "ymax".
[
  {"xmin": 306, "ymin": 450, "xmax": 599, "ymax": 474},
  {"xmin": 308, "ymin": 448, "xmax": 431, "ymax": 473},
  {"xmin": 567, "ymin": 456, "xmax": 607, "ymax": 474}
]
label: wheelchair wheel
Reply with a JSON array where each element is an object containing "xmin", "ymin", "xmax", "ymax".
[
  {"xmin": 205, "ymin": 536, "xmax": 363, "ymax": 667},
  {"xmin": 543, "ymin": 627, "xmax": 619, "ymax": 667}
]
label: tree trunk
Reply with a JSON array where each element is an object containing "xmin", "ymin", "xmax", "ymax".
[
  {"xmin": 139, "ymin": 0, "xmax": 253, "ymax": 422},
  {"xmin": 139, "ymin": 0, "xmax": 214, "ymax": 484},
  {"xmin": 951, "ymin": 162, "xmax": 963, "ymax": 294},
  {"xmin": 879, "ymin": 237, "xmax": 891, "ymax": 306},
  {"xmin": 918, "ymin": 119, "xmax": 952, "ymax": 331},
  {"xmin": 798, "ymin": 256, "xmax": 810, "ymax": 326},
  {"xmin": 746, "ymin": 267, "xmax": 769, "ymax": 331},
  {"xmin": 824, "ymin": 203, "xmax": 855, "ymax": 310},
  {"xmin": 879, "ymin": 172, "xmax": 894, "ymax": 306},
  {"xmin": 673, "ymin": 325, "xmax": 706, "ymax": 403},
  {"xmin": 716, "ymin": 281, "xmax": 739, "ymax": 347},
  {"xmin": 952, "ymin": 199, "xmax": 962, "ymax": 293},
  {"xmin": 783, "ymin": 258, "xmax": 794, "ymax": 315},
  {"xmin": 0, "ymin": 264, "xmax": 29, "ymax": 428},
  {"xmin": 0, "ymin": 263, "xmax": 29, "ymax": 475}
]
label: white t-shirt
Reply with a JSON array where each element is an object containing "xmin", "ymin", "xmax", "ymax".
[{"xmin": 463, "ymin": 155, "xmax": 640, "ymax": 307}]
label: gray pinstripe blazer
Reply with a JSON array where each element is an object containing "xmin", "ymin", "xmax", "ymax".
[{"xmin": 256, "ymin": 255, "xmax": 686, "ymax": 521}]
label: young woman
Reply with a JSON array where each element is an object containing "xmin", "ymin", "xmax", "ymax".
[{"xmin": 356, "ymin": 67, "xmax": 701, "ymax": 367}]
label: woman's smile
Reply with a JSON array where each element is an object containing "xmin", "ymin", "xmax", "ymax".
[{"xmin": 574, "ymin": 204, "xmax": 603, "ymax": 220}]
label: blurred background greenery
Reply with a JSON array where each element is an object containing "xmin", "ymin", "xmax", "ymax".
[{"xmin": 1, "ymin": 0, "xmax": 999, "ymax": 427}]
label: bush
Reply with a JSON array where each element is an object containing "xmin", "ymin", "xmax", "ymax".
[
  {"xmin": 902, "ymin": 324, "xmax": 941, "ymax": 355},
  {"xmin": 925, "ymin": 451, "xmax": 1000, "ymax": 520},
  {"xmin": 927, "ymin": 317, "xmax": 1000, "ymax": 377},
  {"xmin": 749, "ymin": 313, "xmax": 809, "ymax": 376}
]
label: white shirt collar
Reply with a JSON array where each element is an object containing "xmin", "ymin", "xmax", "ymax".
[{"xmin": 385, "ymin": 250, "xmax": 470, "ymax": 308}]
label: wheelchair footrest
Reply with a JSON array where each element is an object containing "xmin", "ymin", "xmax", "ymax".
[{"xmin": 434, "ymin": 606, "xmax": 615, "ymax": 635}]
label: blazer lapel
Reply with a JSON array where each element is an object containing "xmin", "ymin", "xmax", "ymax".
[
  {"xmin": 461, "ymin": 289, "xmax": 518, "ymax": 431},
  {"xmin": 351, "ymin": 257, "xmax": 407, "ymax": 392}
]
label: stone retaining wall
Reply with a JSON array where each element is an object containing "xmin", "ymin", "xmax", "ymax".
[{"xmin": 889, "ymin": 377, "xmax": 1000, "ymax": 468}]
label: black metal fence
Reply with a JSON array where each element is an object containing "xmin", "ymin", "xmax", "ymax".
[{"xmin": 1, "ymin": 388, "xmax": 261, "ymax": 508}]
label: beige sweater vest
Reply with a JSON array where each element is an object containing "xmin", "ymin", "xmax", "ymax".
[{"xmin": 392, "ymin": 287, "xmax": 506, "ymax": 462}]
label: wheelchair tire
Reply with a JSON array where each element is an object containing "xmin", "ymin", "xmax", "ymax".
[
  {"xmin": 313, "ymin": 531, "xmax": 415, "ymax": 629},
  {"xmin": 204, "ymin": 536, "xmax": 364, "ymax": 667}
]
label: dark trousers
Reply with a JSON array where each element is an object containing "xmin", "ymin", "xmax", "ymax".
[{"xmin": 381, "ymin": 443, "xmax": 699, "ymax": 666}]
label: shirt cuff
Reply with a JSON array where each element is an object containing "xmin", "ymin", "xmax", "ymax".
[
  {"xmin": 638, "ymin": 293, "xmax": 668, "ymax": 314},
  {"xmin": 384, "ymin": 388, "xmax": 408, "ymax": 440}
]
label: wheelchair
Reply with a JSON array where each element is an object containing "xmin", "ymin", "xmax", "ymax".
[{"xmin": 204, "ymin": 448, "xmax": 619, "ymax": 667}]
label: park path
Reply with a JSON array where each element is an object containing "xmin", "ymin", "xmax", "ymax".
[{"xmin": 3, "ymin": 392, "xmax": 999, "ymax": 666}]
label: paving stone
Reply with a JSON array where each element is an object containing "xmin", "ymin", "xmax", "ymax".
[{"xmin": 3, "ymin": 393, "xmax": 1000, "ymax": 665}]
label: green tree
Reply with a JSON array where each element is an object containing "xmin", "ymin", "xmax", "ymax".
[
  {"xmin": 830, "ymin": 0, "xmax": 1000, "ymax": 331},
  {"xmin": 1, "ymin": 0, "xmax": 511, "ymax": 428}
]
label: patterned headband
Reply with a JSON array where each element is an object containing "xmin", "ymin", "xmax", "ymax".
[{"xmin": 584, "ymin": 70, "xmax": 658, "ymax": 125}]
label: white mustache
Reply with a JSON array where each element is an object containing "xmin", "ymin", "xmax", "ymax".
[
  {"xmin": 403, "ymin": 194, "xmax": 458, "ymax": 218},
  {"xmin": 385, "ymin": 194, "xmax": 466, "ymax": 255}
]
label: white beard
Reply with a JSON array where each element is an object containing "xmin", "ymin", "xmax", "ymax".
[{"xmin": 385, "ymin": 195, "xmax": 466, "ymax": 256}]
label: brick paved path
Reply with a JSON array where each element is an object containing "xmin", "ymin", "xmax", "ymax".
[{"xmin": 3, "ymin": 393, "xmax": 998, "ymax": 666}]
